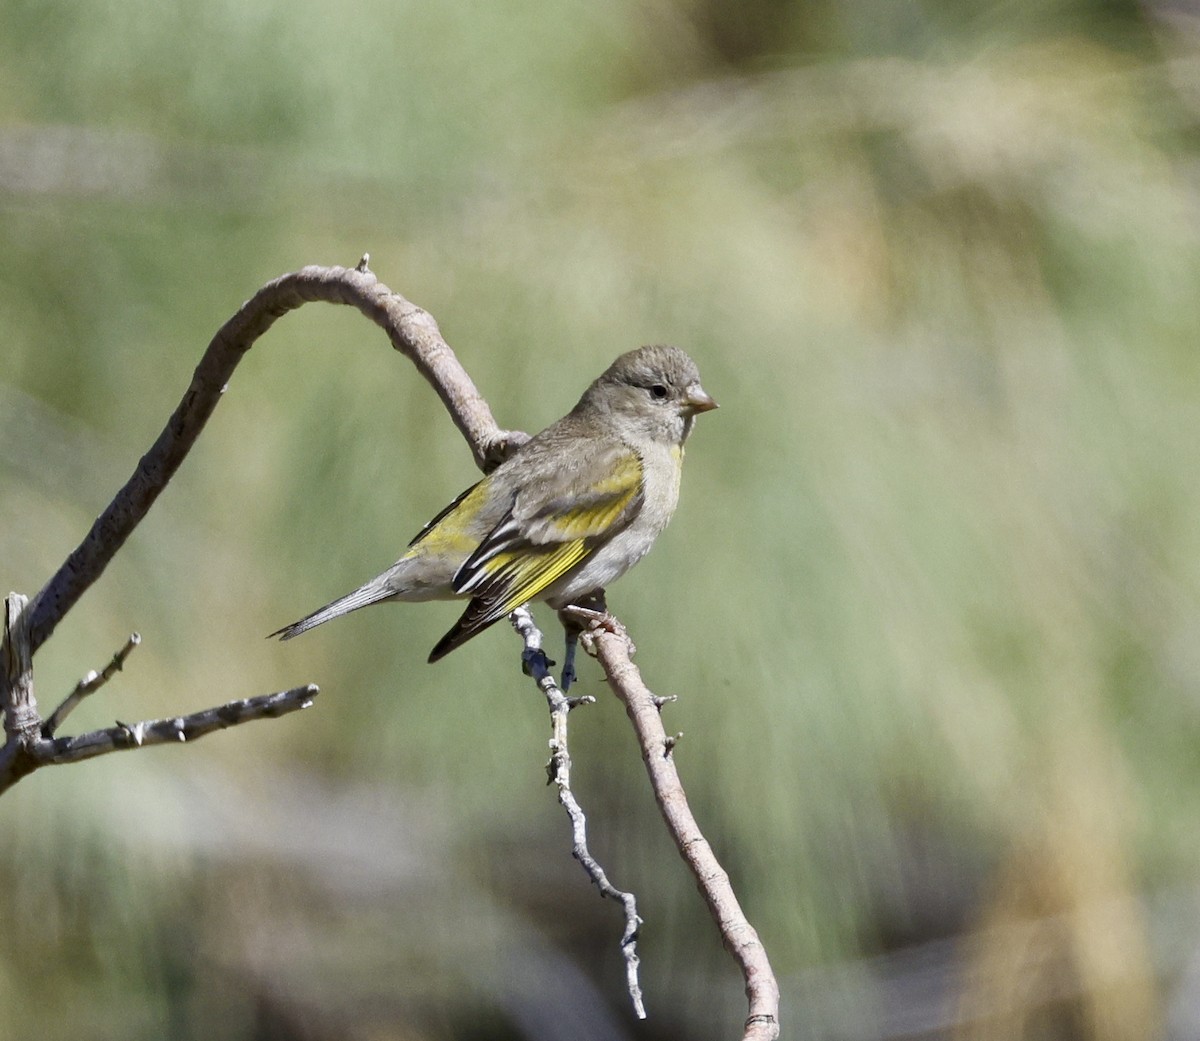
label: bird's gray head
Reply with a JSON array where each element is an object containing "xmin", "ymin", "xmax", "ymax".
[{"xmin": 576, "ymin": 345, "xmax": 718, "ymax": 446}]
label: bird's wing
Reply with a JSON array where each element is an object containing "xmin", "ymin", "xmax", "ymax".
[
  {"xmin": 407, "ymin": 480, "xmax": 485, "ymax": 548},
  {"xmin": 427, "ymin": 444, "xmax": 644, "ymax": 660}
]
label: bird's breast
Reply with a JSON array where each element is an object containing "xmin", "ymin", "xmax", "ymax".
[{"xmin": 543, "ymin": 442, "xmax": 682, "ymax": 608}]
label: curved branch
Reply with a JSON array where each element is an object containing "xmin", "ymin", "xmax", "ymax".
[
  {"xmin": 26, "ymin": 259, "xmax": 526, "ymax": 655},
  {"xmin": 581, "ymin": 621, "xmax": 782, "ymax": 1041}
]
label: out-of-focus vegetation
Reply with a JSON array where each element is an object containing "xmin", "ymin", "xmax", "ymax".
[{"xmin": 3, "ymin": 0, "xmax": 1200, "ymax": 1038}]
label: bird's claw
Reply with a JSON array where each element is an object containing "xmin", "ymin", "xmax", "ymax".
[{"xmin": 560, "ymin": 660, "xmax": 577, "ymax": 692}]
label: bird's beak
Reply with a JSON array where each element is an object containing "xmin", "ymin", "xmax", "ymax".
[{"xmin": 683, "ymin": 384, "xmax": 719, "ymax": 414}]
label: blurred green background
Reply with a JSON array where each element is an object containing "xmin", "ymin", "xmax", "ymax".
[{"xmin": 4, "ymin": 0, "xmax": 1200, "ymax": 1038}]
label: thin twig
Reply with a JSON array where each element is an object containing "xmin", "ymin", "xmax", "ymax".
[
  {"xmin": 579, "ymin": 618, "xmax": 782, "ymax": 1041},
  {"xmin": 510, "ymin": 607, "xmax": 646, "ymax": 1019},
  {"xmin": 43, "ymin": 632, "xmax": 141, "ymax": 737}
]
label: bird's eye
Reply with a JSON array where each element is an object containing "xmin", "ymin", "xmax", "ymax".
[{"xmin": 648, "ymin": 384, "xmax": 669, "ymax": 400}]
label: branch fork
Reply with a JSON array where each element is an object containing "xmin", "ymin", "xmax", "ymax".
[{"xmin": 1, "ymin": 592, "xmax": 318, "ymax": 795}]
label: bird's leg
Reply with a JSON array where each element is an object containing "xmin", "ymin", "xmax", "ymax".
[
  {"xmin": 560, "ymin": 628, "xmax": 579, "ymax": 693},
  {"xmin": 558, "ymin": 590, "xmax": 630, "ymax": 689}
]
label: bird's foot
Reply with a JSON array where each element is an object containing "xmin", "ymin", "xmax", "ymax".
[{"xmin": 521, "ymin": 647, "xmax": 556, "ymax": 681}]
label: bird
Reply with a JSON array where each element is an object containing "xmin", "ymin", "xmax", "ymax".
[{"xmin": 270, "ymin": 344, "xmax": 717, "ymax": 669}]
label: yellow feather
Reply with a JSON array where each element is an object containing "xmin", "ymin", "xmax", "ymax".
[
  {"xmin": 403, "ymin": 480, "xmax": 491, "ymax": 558},
  {"xmin": 532, "ymin": 451, "xmax": 643, "ymax": 541},
  {"xmin": 483, "ymin": 540, "xmax": 590, "ymax": 615}
]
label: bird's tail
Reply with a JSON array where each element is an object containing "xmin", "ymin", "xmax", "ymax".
[{"xmin": 269, "ymin": 581, "xmax": 394, "ymax": 641}]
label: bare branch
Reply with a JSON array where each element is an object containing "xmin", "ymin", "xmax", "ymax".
[
  {"xmin": 510, "ymin": 607, "xmax": 646, "ymax": 1019},
  {"xmin": 0, "ymin": 684, "xmax": 319, "ymax": 797},
  {"xmin": 579, "ymin": 618, "xmax": 782, "ymax": 1041},
  {"xmin": 26, "ymin": 264, "xmax": 529, "ymax": 656},
  {"xmin": 46, "ymin": 684, "xmax": 319, "ymax": 764},
  {"xmin": 43, "ymin": 631, "xmax": 141, "ymax": 737}
]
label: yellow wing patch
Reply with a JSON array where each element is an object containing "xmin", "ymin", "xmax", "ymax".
[
  {"xmin": 427, "ymin": 445, "xmax": 645, "ymax": 662},
  {"xmin": 518, "ymin": 449, "xmax": 643, "ymax": 544},
  {"xmin": 475, "ymin": 540, "xmax": 590, "ymax": 617},
  {"xmin": 403, "ymin": 479, "xmax": 490, "ymax": 559},
  {"xmin": 428, "ymin": 539, "xmax": 590, "ymax": 661}
]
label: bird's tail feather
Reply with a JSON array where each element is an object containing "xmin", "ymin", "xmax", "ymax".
[{"xmin": 269, "ymin": 582, "xmax": 393, "ymax": 641}]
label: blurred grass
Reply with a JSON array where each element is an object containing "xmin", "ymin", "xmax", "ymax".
[{"xmin": 4, "ymin": 0, "xmax": 1200, "ymax": 1038}]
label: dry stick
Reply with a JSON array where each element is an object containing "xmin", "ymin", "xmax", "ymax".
[
  {"xmin": 583, "ymin": 623, "xmax": 782, "ymax": 1041},
  {"xmin": 511, "ymin": 607, "xmax": 646, "ymax": 1018}
]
